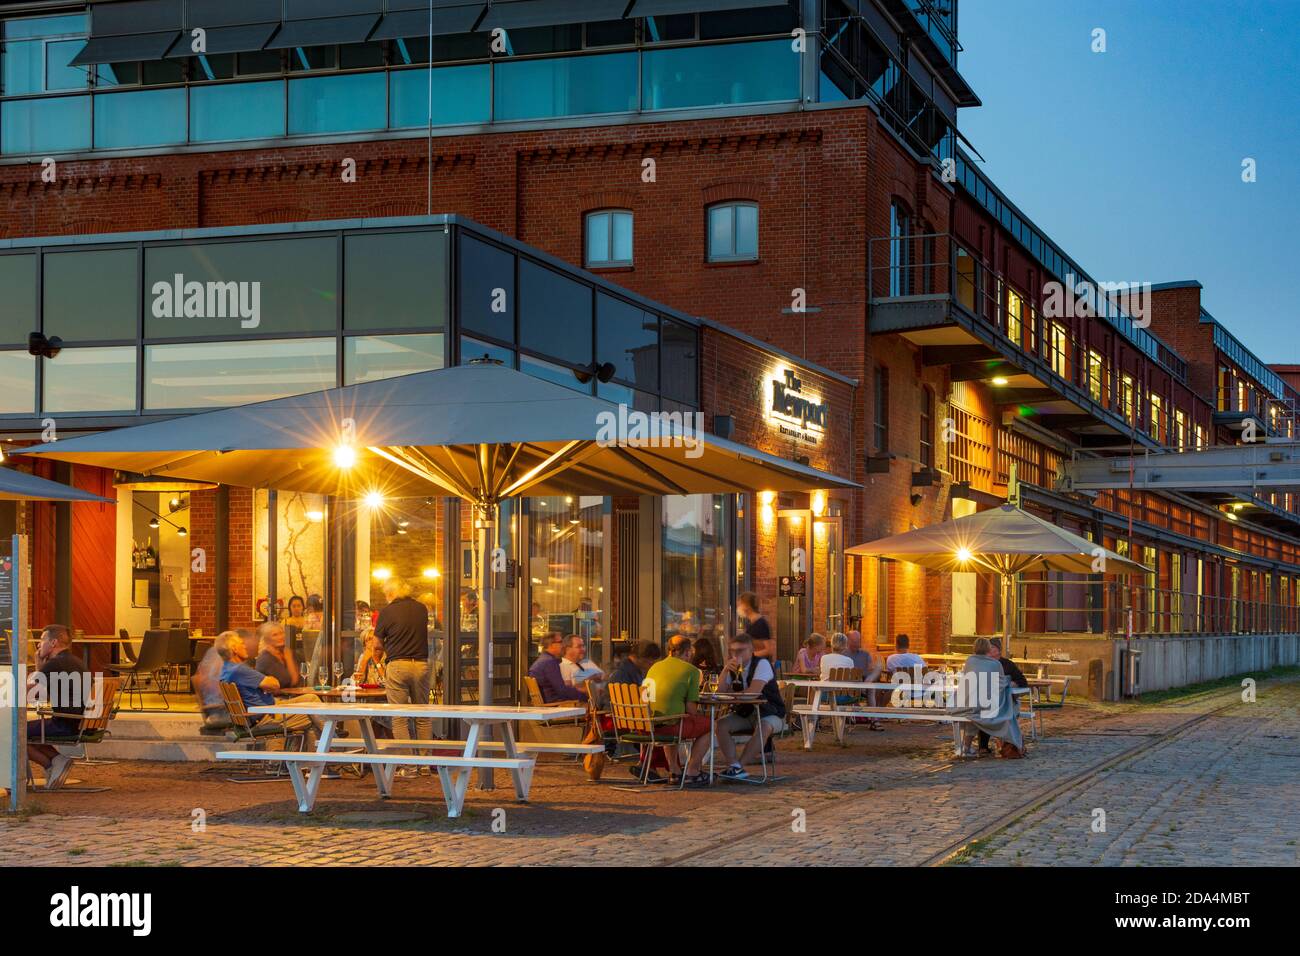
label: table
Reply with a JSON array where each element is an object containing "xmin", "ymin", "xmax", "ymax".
[
  {"xmin": 233, "ymin": 702, "xmax": 585, "ymax": 817},
  {"xmin": 697, "ymin": 691, "xmax": 768, "ymax": 783},
  {"xmin": 273, "ymin": 685, "xmax": 388, "ymax": 701}
]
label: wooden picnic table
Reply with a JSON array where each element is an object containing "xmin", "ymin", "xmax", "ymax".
[{"xmin": 217, "ymin": 702, "xmax": 586, "ymax": 817}]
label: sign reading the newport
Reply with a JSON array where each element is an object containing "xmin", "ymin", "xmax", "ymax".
[
  {"xmin": 151, "ymin": 273, "xmax": 261, "ymax": 329},
  {"xmin": 769, "ymin": 369, "xmax": 827, "ymax": 444}
]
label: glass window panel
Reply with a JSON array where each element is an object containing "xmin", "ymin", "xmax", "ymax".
[
  {"xmin": 289, "ymin": 45, "xmax": 338, "ymax": 72},
  {"xmin": 96, "ymin": 62, "xmax": 140, "ymax": 87},
  {"xmin": 611, "ymin": 212, "xmax": 633, "ymax": 263},
  {"xmin": 94, "ymin": 88, "xmax": 186, "ymax": 148},
  {"xmin": 390, "ymin": 63, "xmax": 490, "ymax": 128},
  {"xmin": 43, "ymin": 249, "xmax": 138, "ymax": 341},
  {"xmin": 502, "ymin": 25, "xmax": 583, "ymax": 56},
  {"xmin": 457, "ymin": 234, "xmax": 515, "ymax": 344},
  {"xmin": 45, "ymin": 39, "xmax": 88, "ymax": 90},
  {"xmin": 596, "ymin": 293, "xmax": 657, "ymax": 389},
  {"xmin": 661, "ymin": 318, "xmax": 698, "ymax": 404},
  {"xmin": 526, "ymin": 494, "xmax": 606, "ymax": 666},
  {"xmin": 344, "ymin": 333, "xmax": 445, "ymax": 385},
  {"xmin": 494, "ymin": 51, "xmax": 637, "ymax": 121},
  {"xmin": 393, "ymin": 33, "xmax": 493, "ymax": 64},
  {"xmin": 144, "ymin": 338, "xmax": 337, "ymax": 409},
  {"xmin": 3, "ymin": 40, "xmax": 44, "ymax": 94},
  {"xmin": 662, "ymin": 495, "xmax": 729, "ymax": 643},
  {"xmin": 585, "ymin": 19, "xmax": 637, "ymax": 47},
  {"xmin": 699, "ymin": 8, "xmax": 799, "ymax": 40},
  {"xmin": 596, "ymin": 379, "xmax": 657, "ymax": 413},
  {"xmin": 145, "ymin": 237, "xmax": 337, "ymax": 338},
  {"xmin": 1, "ymin": 95, "xmax": 90, "ymax": 154},
  {"xmin": 344, "ymin": 230, "xmax": 448, "ymax": 331},
  {"xmin": 288, "ymin": 71, "xmax": 385, "ymax": 135},
  {"xmin": 519, "ymin": 352, "xmax": 589, "ymax": 394},
  {"xmin": 43, "ymin": 345, "xmax": 136, "ymax": 413},
  {"xmin": 518, "ymin": 260, "xmax": 591, "ymax": 366},
  {"xmin": 340, "ymin": 43, "xmax": 385, "ymax": 70},
  {"xmin": 237, "ymin": 50, "xmax": 283, "ymax": 76},
  {"xmin": 0, "ymin": 350, "xmax": 36, "ymax": 414},
  {"xmin": 0, "ymin": 254, "xmax": 36, "ymax": 344},
  {"xmin": 141, "ymin": 59, "xmax": 184, "ymax": 85},
  {"xmin": 642, "ymin": 39, "xmax": 799, "ymax": 110},
  {"xmin": 190, "ymin": 53, "xmax": 235, "ymax": 81},
  {"xmin": 734, "ymin": 203, "xmax": 758, "ymax": 257},
  {"xmin": 643, "ymin": 15, "xmax": 696, "ymax": 43},
  {"xmin": 191, "ymin": 80, "xmax": 285, "ymax": 142},
  {"xmin": 3, "ymin": 15, "xmax": 87, "ymax": 41},
  {"xmin": 586, "ymin": 212, "xmax": 609, "ymax": 265},
  {"xmin": 460, "ymin": 335, "xmax": 514, "ymax": 368},
  {"xmin": 707, "ymin": 205, "xmax": 732, "ymax": 260}
]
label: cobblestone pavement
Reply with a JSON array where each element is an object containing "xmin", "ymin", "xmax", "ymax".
[{"xmin": 3, "ymin": 675, "xmax": 1296, "ymax": 867}]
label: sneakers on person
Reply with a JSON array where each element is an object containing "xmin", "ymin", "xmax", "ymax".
[
  {"xmin": 719, "ymin": 764, "xmax": 749, "ymax": 782},
  {"xmin": 44, "ymin": 754, "xmax": 74, "ymax": 790}
]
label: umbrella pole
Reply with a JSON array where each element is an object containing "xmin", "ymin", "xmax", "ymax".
[
  {"xmin": 1001, "ymin": 573, "xmax": 1013, "ymax": 644},
  {"xmin": 476, "ymin": 500, "xmax": 495, "ymax": 790}
]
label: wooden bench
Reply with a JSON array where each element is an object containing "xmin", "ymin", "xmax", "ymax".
[
  {"xmin": 214, "ymin": 749, "xmax": 534, "ymax": 817},
  {"xmin": 327, "ymin": 738, "xmax": 605, "ymax": 757}
]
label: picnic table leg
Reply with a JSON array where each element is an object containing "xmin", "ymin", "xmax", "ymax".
[
  {"xmin": 439, "ymin": 720, "xmax": 482, "ymax": 818},
  {"xmin": 300, "ymin": 719, "xmax": 337, "ymax": 810},
  {"xmin": 284, "ymin": 761, "xmax": 313, "ymax": 813},
  {"xmin": 708, "ymin": 703, "xmax": 716, "ymax": 785},
  {"xmin": 802, "ymin": 689, "xmax": 821, "ymax": 750},
  {"xmin": 499, "ymin": 722, "xmax": 534, "ymax": 801},
  {"xmin": 359, "ymin": 718, "xmax": 392, "ymax": 798}
]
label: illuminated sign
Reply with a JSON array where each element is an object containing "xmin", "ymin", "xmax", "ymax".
[{"xmin": 769, "ymin": 369, "xmax": 828, "ymax": 444}]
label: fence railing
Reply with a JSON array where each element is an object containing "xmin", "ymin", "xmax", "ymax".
[{"xmin": 1015, "ymin": 578, "xmax": 1300, "ymax": 637}]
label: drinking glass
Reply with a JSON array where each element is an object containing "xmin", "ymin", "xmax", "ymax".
[
  {"xmin": 333, "ymin": 660, "xmax": 343, "ymax": 687},
  {"xmin": 299, "ymin": 661, "xmax": 309, "ymax": 687}
]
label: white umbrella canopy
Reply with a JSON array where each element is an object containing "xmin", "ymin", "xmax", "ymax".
[
  {"xmin": 20, "ymin": 363, "xmax": 855, "ymax": 501},
  {"xmin": 23, "ymin": 362, "xmax": 855, "ymax": 785},
  {"xmin": 847, "ymin": 504, "xmax": 1149, "ymax": 577},
  {"xmin": 847, "ymin": 504, "xmax": 1149, "ymax": 642},
  {"xmin": 0, "ymin": 466, "xmax": 114, "ymax": 503}
]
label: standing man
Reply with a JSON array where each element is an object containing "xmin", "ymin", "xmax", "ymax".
[
  {"xmin": 374, "ymin": 577, "xmax": 432, "ymax": 744},
  {"xmin": 737, "ymin": 591, "xmax": 774, "ymax": 661}
]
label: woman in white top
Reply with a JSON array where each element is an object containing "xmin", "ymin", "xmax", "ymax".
[{"xmin": 819, "ymin": 631, "xmax": 856, "ymax": 679}]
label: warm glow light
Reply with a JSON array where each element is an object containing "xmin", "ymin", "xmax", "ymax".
[
  {"xmin": 176, "ymin": 527, "xmax": 188, "ymax": 537},
  {"xmin": 759, "ymin": 490, "xmax": 776, "ymax": 506},
  {"xmin": 956, "ymin": 547, "xmax": 973, "ymax": 563},
  {"xmin": 363, "ymin": 491, "xmax": 384, "ymax": 509},
  {"xmin": 422, "ymin": 567, "xmax": 441, "ymax": 580},
  {"xmin": 306, "ymin": 510, "xmax": 324, "ymax": 523},
  {"xmin": 811, "ymin": 490, "xmax": 827, "ymax": 517},
  {"xmin": 334, "ymin": 444, "xmax": 357, "ymax": 469},
  {"xmin": 991, "ymin": 377, "xmax": 1009, "ymax": 387},
  {"xmin": 372, "ymin": 567, "xmax": 392, "ymax": 581}
]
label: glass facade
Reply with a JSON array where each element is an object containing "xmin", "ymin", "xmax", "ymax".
[{"xmin": 0, "ymin": 9, "xmax": 802, "ymax": 158}]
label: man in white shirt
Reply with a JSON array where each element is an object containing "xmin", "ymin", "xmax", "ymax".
[
  {"xmin": 884, "ymin": 633, "xmax": 926, "ymax": 672},
  {"xmin": 559, "ymin": 634, "xmax": 605, "ymax": 687},
  {"xmin": 819, "ymin": 632, "xmax": 856, "ymax": 678}
]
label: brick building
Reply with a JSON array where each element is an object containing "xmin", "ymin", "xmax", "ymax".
[{"xmin": 1, "ymin": 0, "xmax": 1296, "ymax": 700}]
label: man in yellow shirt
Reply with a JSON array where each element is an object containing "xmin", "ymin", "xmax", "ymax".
[{"xmin": 644, "ymin": 635, "xmax": 712, "ymax": 784}]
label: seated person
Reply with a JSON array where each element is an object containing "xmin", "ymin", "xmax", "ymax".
[
  {"xmin": 26, "ymin": 624, "xmax": 90, "ymax": 790},
  {"xmin": 691, "ymin": 635, "xmax": 721, "ymax": 676},
  {"xmin": 819, "ymin": 632, "xmax": 856, "ymax": 679},
  {"xmin": 959, "ymin": 637, "xmax": 1024, "ymax": 758},
  {"xmin": 885, "ymin": 633, "xmax": 926, "ymax": 675},
  {"xmin": 793, "ymin": 633, "xmax": 827, "ymax": 674},
  {"xmin": 353, "ymin": 628, "xmax": 387, "ymax": 686},
  {"xmin": 193, "ymin": 632, "xmax": 236, "ymax": 732},
  {"xmin": 528, "ymin": 632, "xmax": 586, "ymax": 702},
  {"xmin": 253, "ymin": 621, "xmax": 302, "ymax": 690},
  {"xmin": 847, "ymin": 630, "xmax": 882, "ymax": 682},
  {"xmin": 976, "ymin": 637, "xmax": 1030, "ymax": 755},
  {"xmin": 608, "ymin": 640, "xmax": 660, "ymax": 687},
  {"xmin": 714, "ymin": 633, "xmax": 786, "ymax": 781},
  {"xmin": 645, "ymin": 635, "xmax": 712, "ymax": 785},
  {"xmin": 215, "ymin": 631, "xmax": 323, "ymax": 741},
  {"xmin": 558, "ymin": 634, "xmax": 605, "ymax": 689}
]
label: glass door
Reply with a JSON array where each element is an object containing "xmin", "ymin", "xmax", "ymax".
[
  {"xmin": 776, "ymin": 508, "xmax": 810, "ymax": 662},
  {"xmin": 812, "ymin": 507, "xmax": 843, "ymax": 634}
]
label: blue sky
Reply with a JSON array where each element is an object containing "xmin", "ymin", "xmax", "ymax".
[{"xmin": 957, "ymin": 0, "xmax": 1299, "ymax": 363}]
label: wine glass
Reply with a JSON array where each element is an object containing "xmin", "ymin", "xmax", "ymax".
[
  {"xmin": 332, "ymin": 659, "xmax": 343, "ymax": 688},
  {"xmin": 299, "ymin": 661, "xmax": 309, "ymax": 688}
]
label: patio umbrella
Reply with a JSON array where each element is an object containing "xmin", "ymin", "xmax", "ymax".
[
  {"xmin": 0, "ymin": 466, "xmax": 114, "ymax": 503},
  {"xmin": 846, "ymin": 503, "xmax": 1149, "ymax": 641},
  {"xmin": 23, "ymin": 362, "xmax": 856, "ymax": 783}
]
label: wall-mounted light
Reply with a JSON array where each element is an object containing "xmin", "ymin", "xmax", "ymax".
[
  {"xmin": 422, "ymin": 567, "xmax": 441, "ymax": 580},
  {"xmin": 334, "ymin": 444, "xmax": 357, "ymax": 469},
  {"xmin": 306, "ymin": 510, "xmax": 324, "ymax": 523},
  {"xmin": 811, "ymin": 490, "xmax": 827, "ymax": 517},
  {"xmin": 991, "ymin": 377, "xmax": 1009, "ymax": 387},
  {"xmin": 372, "ymin": 567, "xmax": 392, "ymax": 581},
  {"xmin": 910, "ymin": 492, "xmax": 923, "ymax": 507}
]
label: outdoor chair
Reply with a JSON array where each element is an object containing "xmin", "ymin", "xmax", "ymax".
[
  {"xmin": 1026, "ymin": 677, "xmax": 1071, "ymax": 739},
  {"xmin": 106, "ymin": 629, "xmax": 171, "ymax": 711},
  {"xmin": 117, "ymin": 628, "xmax": 138, "ymax": 663},
  {"xmin": 30, "ymin": 677, "xmax": 122, "ymax": 792},
  {"xmin": 164, "ymin": 629, "xmax": 193, "ymax": 692},
  {"xmin": 518, "ymin": 675, "xmax": 589, "ymax": 746},
  {"xmin": 217, "ymin": 682, "xmax": 306, "ymax": 783},
  {"xmin": 606, "ymin": 682, "xmax": 688, "ymax": 791}
]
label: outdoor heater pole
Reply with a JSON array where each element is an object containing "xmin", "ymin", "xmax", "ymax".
[{"xmin": 476, "ymin": 501, "xmax": 495, "ymax": 790}]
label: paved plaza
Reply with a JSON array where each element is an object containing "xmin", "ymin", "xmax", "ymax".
[{"xmin": 4, "ymin": 674, "xmax": 1298, "ymax": 868}]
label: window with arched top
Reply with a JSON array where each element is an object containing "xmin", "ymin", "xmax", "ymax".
[
  {"xmin": 706, "ymin": 201, "xmax": 758, "ymax": 262},
  {"xmin": 584, "ymin": 209, "xmax": 633, "ymax": 268}
]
